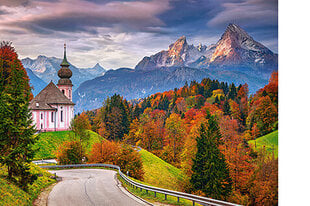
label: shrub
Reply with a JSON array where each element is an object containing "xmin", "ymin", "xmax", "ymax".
[
  {"xmin": 56, "ymin": 141, "xmax": 85, "ymax": 165},
  {"xmin": 89, "ymin": 141, "xmax": 144, "ymax": 180}
]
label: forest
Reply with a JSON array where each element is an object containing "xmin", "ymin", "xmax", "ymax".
[{"xmin": 66, "ymin": 71, "xmax": 278, "ymax": 205}]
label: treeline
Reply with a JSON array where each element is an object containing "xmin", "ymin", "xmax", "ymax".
[{"xmin": 80, "ymin": 72, "xmax": 278, "ymax": 205}]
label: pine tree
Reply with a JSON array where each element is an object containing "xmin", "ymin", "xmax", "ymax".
[
  {"xmin": 0, "ymin": 42, "xmax": 38, "ymax": 190},
  {"xmin": 228, "ymin": 83, "xmax": 237, "ymax": 100},
  {"xmin": 102, "ymin": 94, "xmax": 130, "ymax": 140},
  {"xmin": 190, "ymin": 117, "xmax": 232, "ymax": 200}
]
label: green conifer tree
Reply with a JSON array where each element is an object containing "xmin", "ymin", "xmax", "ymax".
[
  {"xmin": 190, "ymin": 116, "xmax": 232, "ymax": 200},
  {"xmin": 0, "ymin": 42, "xmax": 38, "ymax": 190}
]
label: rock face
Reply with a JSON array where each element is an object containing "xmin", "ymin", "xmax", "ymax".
[
  {"xmin": 135, "ymin": 36, "xmax": 208, "ymax": 70},
  {"xmin": 208, "ymin": 24, "xmax": 278, "ymax": 73},
  {"xmin": 22, "ymin": 56, "xmax": 106, "ymax": 91},
  {"xmin": 135, "ymin": 23, "xmax": 277, "ymax": 74}
]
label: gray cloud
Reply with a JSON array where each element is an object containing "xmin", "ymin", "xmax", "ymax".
[{"xmin": 208, "ymin": 0, "xmax": 278, "ymax": 28}]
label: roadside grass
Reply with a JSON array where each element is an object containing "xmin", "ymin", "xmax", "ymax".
[
  {"xmin": 0, "ymin": 163, "xmax": 56, "ymax": 206},
  {"xmin": 118, "ymin": 174, "xmax": 203, "ymax": 206},
  {"xmin": 139, "ymin": 149, "xmax": 187, "ymax": 191},
  {"xmin": 248, "ymin": 130, "xmax": 278, "ymax": 158},
  {"xmin": 33, "ymin": 130, "xmax": 103, "ymax": 160}
]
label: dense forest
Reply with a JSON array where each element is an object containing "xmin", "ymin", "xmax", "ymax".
[{"xmin": 75, "ymin": 71, "xmax": 278, "ymax": 205}]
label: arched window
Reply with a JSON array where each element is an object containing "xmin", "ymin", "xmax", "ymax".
[{"xmin": 61, "ymin": 110, "xmax": 63, "ymax": 122}]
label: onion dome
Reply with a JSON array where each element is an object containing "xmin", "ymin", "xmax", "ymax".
[{"xmin": 58, "ymin": 43, "xmax": 73, "ymax": 85}]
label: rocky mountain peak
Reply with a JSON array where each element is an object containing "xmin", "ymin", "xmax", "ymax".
[
  {"xmin": 210, "ymin": 23, "xmax": 273, "ymax": 63},
  {"xmin": 168, "ymin": 36, "xmax": 188, "ymax": 56}
]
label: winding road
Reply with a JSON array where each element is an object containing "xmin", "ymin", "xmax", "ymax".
[{"xmin": 47, "ymin": 169, "xmax": 146, "ymax": 206}]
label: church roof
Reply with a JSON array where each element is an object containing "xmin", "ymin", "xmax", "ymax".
[{"xmin": 29, "ymin": 81, "xmax": 75, "ymax": 110}]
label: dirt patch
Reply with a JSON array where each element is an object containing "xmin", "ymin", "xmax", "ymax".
[{"xmin": 33, "ymin": 182, "xmax": 57, "ymax": 206}]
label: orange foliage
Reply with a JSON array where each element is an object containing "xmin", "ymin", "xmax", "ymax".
[
  {"xmin": 89, "ymin": 141, "xmax": 144, "ymax": 180},
  {"xmin": 219, "ymin": 116, "xmax": 254, "ymax": 204},
  {"xmin": 88, "ymin": 141, "xmax": 119, "ymax": 164}
]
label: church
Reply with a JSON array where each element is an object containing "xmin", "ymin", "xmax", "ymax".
[{"xmin": 29, "ymin": 44, "xmax": 75, "ymax": 132}]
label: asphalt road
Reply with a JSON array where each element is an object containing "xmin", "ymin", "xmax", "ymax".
[{"xmin": 48, "ymin": 169, "xmax": 146, "ymax": 206}]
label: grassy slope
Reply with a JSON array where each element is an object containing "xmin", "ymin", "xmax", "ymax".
[
  {"xmin": 248, "ymin": 130, "xmax": 278, "ymax": 158},
  {"xmin": 121, "ymin": 149, "xmax": 198, "ymax": 205},
  {"xmin": 139, "ymin": 149, "xmax": 186, "ymax": 191},
  {"xmin": 33, "ymin": 130, "xmax": 103, "ymax": 160},
  {"xmin": 0, "ymin": 163, "xmax": 56, "ymax": 206}
]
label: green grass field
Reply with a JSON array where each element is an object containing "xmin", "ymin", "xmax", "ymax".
[
  {"xmin": 248, "ymin": 130, "xmax": 278, "ymax": 158},
  {"xmin": 0, "ymin": 163, "xmax": 56, "ymax": 206},
  {"xmin": 139, "ymin": 149, "xmax": 187, "ymax": 191},
  {"xmin": 33, "ymin": 130, "xmax": 103, "ymax": 160}
]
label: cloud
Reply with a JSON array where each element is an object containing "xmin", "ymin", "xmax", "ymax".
[
  {"xmin": 208, "ymin": 0, "xmax": 278, "ymax": 28},
  {"xmin": 0, "ymin": 0, "xmax": 278, "ymax": 68},
  {"xmin": 0, "ymin": 0, "xmax": 171, "ymax": 35}
]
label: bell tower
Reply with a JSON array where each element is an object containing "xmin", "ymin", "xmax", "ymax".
[{"xmin": 57, "ymin": 43, "xmax": 73, "ymax": 101}]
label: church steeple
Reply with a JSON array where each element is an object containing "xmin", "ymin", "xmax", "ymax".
[
  {"xmin": 58, "ymin": 43, "xmax": 73, "ymax": 101},
  {"xmin": 61, "ymin": 43, "xmax": 70, "ymax": 67}
]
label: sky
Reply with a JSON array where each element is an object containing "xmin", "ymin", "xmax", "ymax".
[{"xmin": 0, "ymin": 0, "xmax": 278, "ymax": 69}]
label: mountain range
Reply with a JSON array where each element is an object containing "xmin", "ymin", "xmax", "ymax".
[
  {"xmin": 22, "ymin": 56, "xmax": 106, "ymax": 95},
  {"xmin": 73, "ymin": 24, "xmax": 277, "ymax": 113},
  {"xmin": 22, "ymin": 24, "xmax": 277, "ymax": 113}
]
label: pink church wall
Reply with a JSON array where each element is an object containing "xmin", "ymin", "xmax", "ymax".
[
  {"xmin": 31, "ymin": 106, "xmax": 73, "ymax": 132},
  {"xmin": 57, "ymin": 85, "xmax": 72, "ymax": 101}
]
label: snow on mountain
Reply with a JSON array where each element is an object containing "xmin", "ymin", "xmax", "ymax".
[{"xmin": 22, "ymin": 56, "xmax": 106, "ymax": 91}]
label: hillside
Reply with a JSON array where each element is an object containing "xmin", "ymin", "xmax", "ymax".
[
  {"xmin": 139, "ymin": 149, "xmax": 186, "ymax": 191},
  {"xmin": 249, "ymin": 130, "xmax": 278, "ymax": 158},
  {"xmin": 33, "ymin": 130, "xmax": 103, "ymax": 160},
  {"xmin": 0, "ymin": 163, "xmax": 55, "ymax": 206}
]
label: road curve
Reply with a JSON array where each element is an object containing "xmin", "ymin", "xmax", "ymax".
[{"xmin": 48, "ymin": 169, "xmax": 146, "ymax": 206}]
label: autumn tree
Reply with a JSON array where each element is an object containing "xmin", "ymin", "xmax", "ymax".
[
  {"xmin": 117, "ymin": 144, "xmax": 144, "ymax": 180},
  {"xmin": 247, "ymin": 95, "xmax": 277, "ymax": 136},
  {"xmin": 71, "ymin": 112, "xmax": 91, "ymax": 146},
  {"xmin": 219, "ymin": 116, "xmax": 254, "ymax": 204},
  {"xmin": 56, "ymin": 141, "xmax": 85, "ymax": 165},
  {"xmin": 88, "ymin": 140, "xmax": 119, "ymax": 164},
  {"xmin": 162, "ymin": 113, "xmax": 186, "ymax": 166},
  {"xmin": 0, "ymin": 42, "xmax": 38, "ymax": 190},
  {"xmin": 89, "ymin": 141, "xmax": 144, "ymax": 180},
  {"xmin": 137, "ymin": 109, "xmax": 166, "ymax": 153},
  {"xmin": 190, "ymin": 118, "xmax": 232, "ymax": 200}
]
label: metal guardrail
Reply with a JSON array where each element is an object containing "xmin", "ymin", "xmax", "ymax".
[{"xmin": 40, "ymin": 163, "xmax": 240, "ymax": 206}]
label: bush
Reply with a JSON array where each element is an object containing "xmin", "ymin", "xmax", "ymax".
[
  {"xmin": 89, "ymin": 141, "xmax": 144, "ymax": 180},
  {"xmin": 56, "ymin": 141, "xmax": 85, "ymax": 165}
]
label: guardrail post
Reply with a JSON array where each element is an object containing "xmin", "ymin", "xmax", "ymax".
[
  {"xmin": 193, "ymin": 200, "xmax": 195, "ymax": 206},
  {"xmin": 165, "ymin": 194, "xmax": 167, "ymax": 200},
  {"xmin": 177, "ymin": 197, "xmax": 179, "ymax": 203},
  {"xmin": 154, "ymin": 192, "xmax": 156, "ymax": 197},
  {"xmin": 140, "ymin": 188, "xmax": 142, "ymax": 192},
  {"xmin": 146, "ymin": 190, "xmax": 148, "ymax": 194}
]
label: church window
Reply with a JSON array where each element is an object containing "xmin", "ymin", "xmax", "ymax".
[
  {"xmin": 51, "ymin": 112, "xmax": 54, "ymax": 122},
  {"xmin": 62, "ymin": 90, "xmax": 65, "ymax": 94},
  {"xmin": 61, "ymin": 111, "xmax": 63, "ymax": 122},
  {"xmin": 69, "ymin": 90, "xmax": 71, "ymax": 98},
  {"xmin": 41, "ymin": 113, "xmax": 43, "ymax": 119}
]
